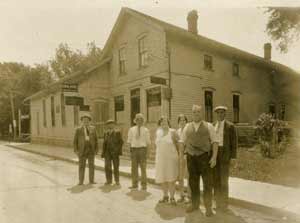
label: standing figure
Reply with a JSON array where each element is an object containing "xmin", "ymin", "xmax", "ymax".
[
  {"xmin": 213, "ymin": 106, "xmax": 237, "ymax": 213},
  {"xmin": 176, "ymin": 114, "xmax": 190, "ymax": 203},
  {"xmin": 102, "ymin": 119, "xmax": 123, "ymax": 186},
  {"xmin": 182, "ymin": 105, "xmax": 219, "ymax": 217},
  {"xmin": 127, "ymin": 113, "xmax": 151, "ymax": 190},
  {"xmin": 155, "ymin": 116, "xmax": 179, "ymax": 205},
  {"xmin": 73, "ymin": 113, "xmax": 99, "ymax": 185}
]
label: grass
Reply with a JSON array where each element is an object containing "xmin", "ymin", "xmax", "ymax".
[{"xmin": 230, "ymin": 141, "xmax": 300, "ymax": 188}]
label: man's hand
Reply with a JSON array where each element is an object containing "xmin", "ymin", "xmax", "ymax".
[
  {"xmin": 231, "ymin": 159, "xmax": 238, "ymax": 169},
  {"xmin": 209, "ymin": 157, "xmax": 217, "ymax": 168}
]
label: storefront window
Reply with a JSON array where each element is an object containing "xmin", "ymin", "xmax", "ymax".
[{"xmin": 147, "ymin": 87, "xmax": 161, "ymax": 122}]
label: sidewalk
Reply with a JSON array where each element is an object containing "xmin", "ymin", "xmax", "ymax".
[{"xmin": 6, "ymin": 142, "xmax": 300, "ymax": 219}]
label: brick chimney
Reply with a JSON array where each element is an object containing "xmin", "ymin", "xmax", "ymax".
[
  {"xmin": 264, "ymin": 43, "xmax": 272, "ymax": 60},
  {"xmin": 187, "ymin": 10, "xmax": 198, "ymax": 35}
]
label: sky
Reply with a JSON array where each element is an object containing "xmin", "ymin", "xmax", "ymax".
[{"xmin": 0, "ymin": 0, "xmax": 300, "ymax": 71}]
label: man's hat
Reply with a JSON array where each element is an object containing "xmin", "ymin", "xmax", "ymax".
[
  {"xmin": 80, "ymin": 113, "xmax": 92, "ymax": 121},
  {"xmin": 214, "ymin": 106, "xmax": 228, "ymax": 112},
  {"xmin": 133, "ymin": 113, "xmax": 145, "ymax": 124},
  {"xmin": 105, "ymin": 119, "xmax": 115, "ymax": 125}
]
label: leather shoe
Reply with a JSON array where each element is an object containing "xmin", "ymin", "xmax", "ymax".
[
  {"xmin": 186, "ymin": 205, "xmax": 199, "ymax": 213},
  {"xmin": 89, "ymin": 181, "xmax": 97, "ymax": 184},
  {"xmin": 129, "ymin": 185, "xmax": 138, "ymax": 189},
  {"xmin": 205, "ymin": 209, "xmax": 214, "ymax": 217},
  {"xmin": 77, "ymin": 182, "xmax": 83, "ymax": 186}
]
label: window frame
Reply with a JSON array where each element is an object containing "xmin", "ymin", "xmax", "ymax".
[
  {"xmin": 50, "ymin": 96, "xmax": 55, "ymax": 127},
  {"xmin": 119, "ymin": 47, "xmax": 126, "ymax": 75},
  {"xmin": 204, "ymin": 90, "xmax": 213, "ymax": 123},
  {"xmin": 204, "ymin": 54, "xmax": 213, "ymax": 71},
  {"xmin": 61, "ymin": 93, "xmax": 66, "ymax": 127},
  {"xmin": 114, "ymin": 95, "xmax": 125, "ymax": 123},
  {"xmin": 232, "ymin": 63, "xmax": 239, "ymax": 76},
  {"xmin": 42, "ymin": 99, "xmax": 47, "ymax": 127},
  {"xmin": 233, "ymin": 94, "xmax": 240, "ymax": 123},
  {"xmin": 138, "ymin": 36, "xmax": 148, "ymax": 68},
  {"xmin": 146, "ymin": 86, "xmax": 162, "ymax": 123}
]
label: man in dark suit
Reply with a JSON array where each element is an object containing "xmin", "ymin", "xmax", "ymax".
[
  {"xmin": 73, "ymin": 113, "xmax": 99, "ymax": 185},
  {"xmin": 101, "ymin": 119, "xmax": 123, "ymax": 185},
  {"xmin": 213, "ymin": 106, "xmax": 238, "ymax": 213}
]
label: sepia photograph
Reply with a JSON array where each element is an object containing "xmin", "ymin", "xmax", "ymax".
[{"xmin": 0, "ymin": 0, "xmax": 300, "ymax": 222}]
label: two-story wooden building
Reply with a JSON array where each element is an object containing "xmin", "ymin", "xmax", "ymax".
[{"xmin": 25, "ymin": 8, "xmax": 300, "ymax": 158}]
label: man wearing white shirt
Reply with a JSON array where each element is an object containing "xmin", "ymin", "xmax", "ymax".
[
  {"xmin": 127, "ymin": 113, "xmax": 151, "ymax": 190},
  {"xmin": 182, "ymin": 105, "xmax": 218, "ymax": 216},
  {"xmin": 213, "ymin": 106, "xmax": 238, "ymax": 213}
]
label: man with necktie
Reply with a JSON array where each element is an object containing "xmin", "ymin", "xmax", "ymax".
[
  {"xmin": 213, "ymin": 106, "xmax": 238, "ymax": 213},
  {"xmin": 102, "ymin": 119, "xmax": 123, "ymax": 185},
  {"xmin": 127, "ymin": 113, "xmax": 151, "ymax": 190},
  {"xmin": 73, "ymin": 113, "xmax": 99, "ymax": 185}
]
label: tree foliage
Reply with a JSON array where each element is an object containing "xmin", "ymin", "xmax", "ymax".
[
  {"xmin": 0, "ymin": 62, "xmax": 53, "ymax": 135},
  {"xmin": 265, "ymin": 7, "xmax": 300, "ymax": 53},
  {"xmin": 49, "ymin": 41, "xmax": 102, "ymax": 79}
]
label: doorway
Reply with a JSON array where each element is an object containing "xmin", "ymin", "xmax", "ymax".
[{"xmin": 130, "ymin": 88, "xmax": 140, "ymax": 125}]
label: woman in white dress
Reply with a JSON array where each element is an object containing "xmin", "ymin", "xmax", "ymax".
[{"xmin": 155, "ymin": 116, "xmax": 179, "ymax": 205}]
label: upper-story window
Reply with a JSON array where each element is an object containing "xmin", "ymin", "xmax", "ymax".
[
  {"xmin": 233, "ymin": 63, "xmax": 239, "ymax": 76},
  {"xmin": 138, "ymin": 36, "xmax": 148, "ymax": 68},
  {"xmin": 204, "ymin": 55, "xmax": 213, "ymax": 70},
  {"xmin": 119, "ymin": 47, "xmax": 126, "ymax": 75}
]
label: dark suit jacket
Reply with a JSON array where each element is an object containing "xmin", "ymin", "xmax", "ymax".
[
  {"xmin": 214, "ymin": 120, "xmax": 238, "ymax": 161},
  {"xmin": 101, "ymin": 130, "xmax": 123, "ymax": 158},
  {"xmin": 73, "ymin": 125, "xmax": 99, "ymax": 156}
]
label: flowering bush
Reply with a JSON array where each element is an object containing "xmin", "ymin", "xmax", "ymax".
[{"xmin": 255, "ymin": 113, "xmax": 288, "ymax": 158}]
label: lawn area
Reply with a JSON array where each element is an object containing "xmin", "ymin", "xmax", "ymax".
[{"xmin": 230, "ymin": 140, "xmax": 300, "ymax": 188}]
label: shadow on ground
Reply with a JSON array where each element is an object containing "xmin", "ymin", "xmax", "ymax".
[
  {"xmin": 184, "ymin": 209, "xmax": 247, "ymax": 223},
  {"xmin": 99, "ymin": 184, "xmax": 122, "ymax": 193},
  {"xmin": 67, "ymin": 184, "xmax": 94, "ymax": 194},
  {"xmin": 126, "ymin": 190, "xmax": 151, "ymax": 201},
  {"xmin": 155, "ymin": 203, "xmax": 186, "ymax": 220}
]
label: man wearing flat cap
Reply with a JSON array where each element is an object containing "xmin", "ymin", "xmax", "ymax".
[
  {"xmin": 102, "ymin": 119, "xmax": 123, "ymax": 185},
  {"xmin": 73, "ymin": 113, "xmax": 99, "ymax": 185},
  {"xmin": 213, "ymin": 106, "xmax": 238, "ymax": 213},
  {"xmin": 127, "ymin": 113, "xmax": 151, "ymax": 190}
]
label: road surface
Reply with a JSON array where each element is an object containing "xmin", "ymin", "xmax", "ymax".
[{"xmin": 0, "ymin": 142, "xmax": 294, "ymax": 223}]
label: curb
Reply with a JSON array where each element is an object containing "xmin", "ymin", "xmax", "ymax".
[{"xmin": 6, "ymin": 144, "xmax": 300, "ymax": 222}]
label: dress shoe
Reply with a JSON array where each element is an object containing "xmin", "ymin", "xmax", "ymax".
[
  {"xmin": 77, "ymin": 182, "xmax": 83, "ymax": 186},
  {"xmin": 115, "ymin": 182, "xmax": 120, "ymax": 186},
  {"xmin": 186, "ymin": 205, "xmax": 199, "ymax": 213},
  {"xmin": 128, "ymin": 185, "xmax": 138, "ymax": 189},
  {"xmin": 104, "ymin": 182, "xmax": 112, "ymax": 185},
  {"xmin": 89, "ymin": 181, "xmax": 97, "ymax": 184},
  {"xmin": 205, "ymin": 209, "xmax": 214, "ymax": 217}
]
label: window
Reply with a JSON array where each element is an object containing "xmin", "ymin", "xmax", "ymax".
[
  {"xmin": 204, "ymin": 91, "xmax": 213, "ymax": 122},
  {"xmin": 42, "ymin": 99, "xmax": 47, "ymax": 127},
  {"xmin": 93, "ymin": 101, "xmax": 109, "ymax": 137},
  {"xmin": 61, "ymin": 93, "xmax": 66, "ymax": 126},
  {"xmin": 73, "ymin": 106, "xmax": 79, "ymax": 126},
  {"xmin": 114, "ymin": 95, "xmax": 125, "ymax": 123},
  {"xmin": 138, "ymin": 36, "xmax": 148, "ymax": 68},
  {"xmin": 36, "ymin": 111, "xmax": 40, "ymax": 135},
  {"xmin": 233, "ymin": 63, "xmax": 239, "ymax": 76},
  {"xmin": 51, "ymin": 96, "xmax": 55, "ymax": 127},
  {"xmin": 130, "ymin": 88, "xmax": 141, "ymax": 125},
  {"xmin": 269, "ymin": 104, "xmax": 276, "ymax": 118},
  {"xmin": 147, "ymin": 87, "xmax": 161, "ymax": 122},
  {"xmin": 233, "ymin": 95, "xmax": 240, "ymax": 123},
  {"xmin": 119, "ymin": 47, "xmax": 126, "ymax": 75},
  {"xmin": 204, "ymin": 55, "xmax": 213, "ymax": 70},
  {"xmin": 279, "ymin": 104, "xmax": 285, "ymax": 120}
]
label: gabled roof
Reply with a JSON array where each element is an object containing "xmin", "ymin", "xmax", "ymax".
[
  {"xmin": 100, "ymin": 7, "xmax": 299, "ymax": 76},
  {"xmin": 24, "ymin": 57, "xmax": 111, "ymax": 101}
]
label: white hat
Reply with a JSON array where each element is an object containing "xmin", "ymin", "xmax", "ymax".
[
  {"xmin": 214, "ymin": 106, "xmax": 228, "ymax": 112},
  {"xmin": 80, "ymin": 113, "xmax": 92, "ymax": 121}
]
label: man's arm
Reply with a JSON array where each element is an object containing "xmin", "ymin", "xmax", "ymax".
[
  {"xmin": 230, "ymin": 124, "xmax": 238, "ymax": 159},
  {"xmin": 208, "ymin": 123, "xmax": 219, "ymax": 168},
  {"xmin": 73, "ymin": 128, "xmax": 79, "ymax": 154}
]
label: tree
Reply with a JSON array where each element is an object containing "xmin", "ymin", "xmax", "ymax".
[
  {"xmin": 0, "ymin": 62, "xmax": 53, "ymax": 136},
  {"xmin": 264, "ymin": 7, "xmax": 300, "ymax": 53},
  {"xmin": 49, "ymin": 42, "xmax": 102, "ymax": 79}
]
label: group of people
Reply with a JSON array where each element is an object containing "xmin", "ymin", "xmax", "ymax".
[{"xmin": 73, "ymin": 104, "xmax": 237, "ymax": 217}]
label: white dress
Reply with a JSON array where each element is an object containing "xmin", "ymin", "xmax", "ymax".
[{"xmin": 155, "ymin": 128, "xmax": 179, "ymax": 183}]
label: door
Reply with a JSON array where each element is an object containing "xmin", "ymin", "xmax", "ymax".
[{"xmin": 131, "ymin": 88, "xmax": 140, "ymax": 125}]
